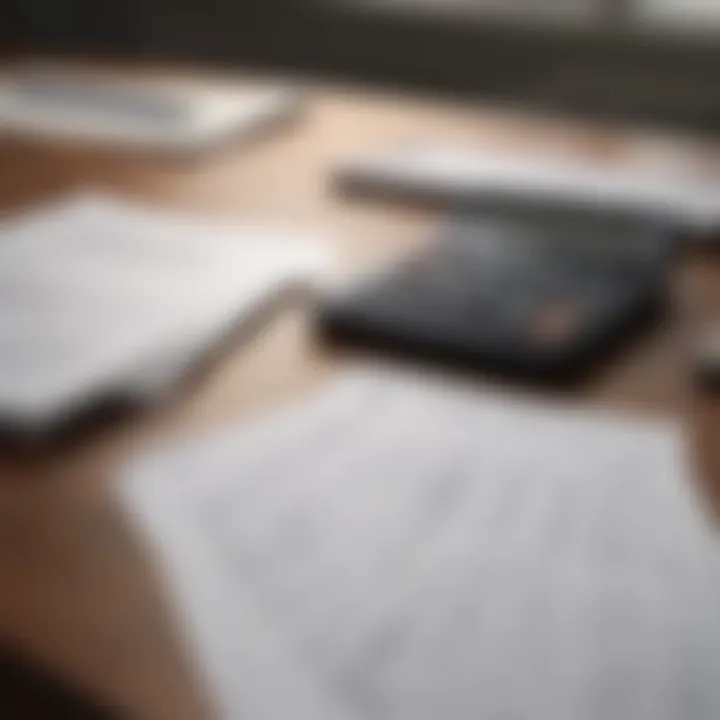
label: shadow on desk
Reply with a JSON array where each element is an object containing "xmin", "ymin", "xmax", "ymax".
[{"xmin": 0, "ymin": 647, "xmax": 117, "ymax": 719}]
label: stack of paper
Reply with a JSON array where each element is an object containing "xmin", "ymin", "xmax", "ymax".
[
  {"xmin": 0, "ymin": 194, "xmax": 329, "ymax": 433},
  {"xmin": 121, "ymin": 367, "xmax": 720, "ymax": 720}
]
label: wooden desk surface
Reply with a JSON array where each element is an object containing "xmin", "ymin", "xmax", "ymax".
[{"xmin": 0, "ymin": 70, "xmax": 718, "ymax": 718}]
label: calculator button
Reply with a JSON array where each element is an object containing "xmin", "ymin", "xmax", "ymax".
[{"xmin": 530, "ymin": 300, "xmax": 585, "ymax": 347}]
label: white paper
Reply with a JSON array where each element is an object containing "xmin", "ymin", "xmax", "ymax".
[
  {"xmin": 0, "ymin": 194, "xmax": 331, "ymax": 429},
  {"xmin": 121, "ymin": 367, "xmax": 720, "ymax": 720},
  {"xmin": 338, "ymin": 144, "xmax": 720, "ymax": 233},
  {"xmin": 124, "ymin": 451, "xmax": 357, "ymax": 720},
  {"xmin": 0, "ymin": 65, "xmax": 302, "ymax": 153}
]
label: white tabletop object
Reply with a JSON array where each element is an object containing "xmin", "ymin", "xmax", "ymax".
[
  {"xmin": 0, "ymin": 194, "xmax": 330, "ymax": 432},
  {"xmin": 337, "ymin": 143, "xmax": 720, "ymax": 235},
  {"xmin": 0, "ymin": 65, "xmax": 302, "ymax": 154},
  {"xmin": 121, "ymin": 366, "xmax": 720, "ymax": 720}
]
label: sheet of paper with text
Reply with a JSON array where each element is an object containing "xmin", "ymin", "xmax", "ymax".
[{"xmin": 122, "ymin": 367, "xmax": 720, "ymax": 720}]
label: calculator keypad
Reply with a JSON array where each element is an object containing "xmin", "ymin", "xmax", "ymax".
[{"xmin": 322, "ymin": 215, "xmax": 668, "ymax": 375}]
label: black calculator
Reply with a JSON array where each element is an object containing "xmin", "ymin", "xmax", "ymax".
[{"xmin": 318, "ymin": 208, "xmax": 675, "ymax": 380}]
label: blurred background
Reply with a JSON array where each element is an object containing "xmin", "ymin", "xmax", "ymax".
[{"xmin": 6, "ymin": 0, "xmax": 720, "ymax": 131}]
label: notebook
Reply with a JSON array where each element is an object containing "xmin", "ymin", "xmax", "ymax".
[
  {"xmin": 0, "ymin": 195, "xmax": 330, "ymax": 433},
  {"xmin": 0, "ymin": 65, "xmax": 302, "ymax": 154},
  {"xmin": 121, "ymin": 366, "xmax": 720, "ymax": 720}
]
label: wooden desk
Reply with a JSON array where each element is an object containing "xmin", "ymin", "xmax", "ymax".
[{"xmin": 0, "ymin": 72, "xmax": 718, "ymax": 718}]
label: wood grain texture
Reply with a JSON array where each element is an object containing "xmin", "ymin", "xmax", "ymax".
[{"xmin": 0, "ymin": 63, "xmax": 718, "ymax": 718}]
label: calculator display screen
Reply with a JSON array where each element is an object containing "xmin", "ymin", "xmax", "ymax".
[
  {"xmin": 535, "ymin": 216, "xmax": 657, "ymax": 257},
  {"xmin": 476, "ymin": 207, "xmax": 669, "ymax": 263}
]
